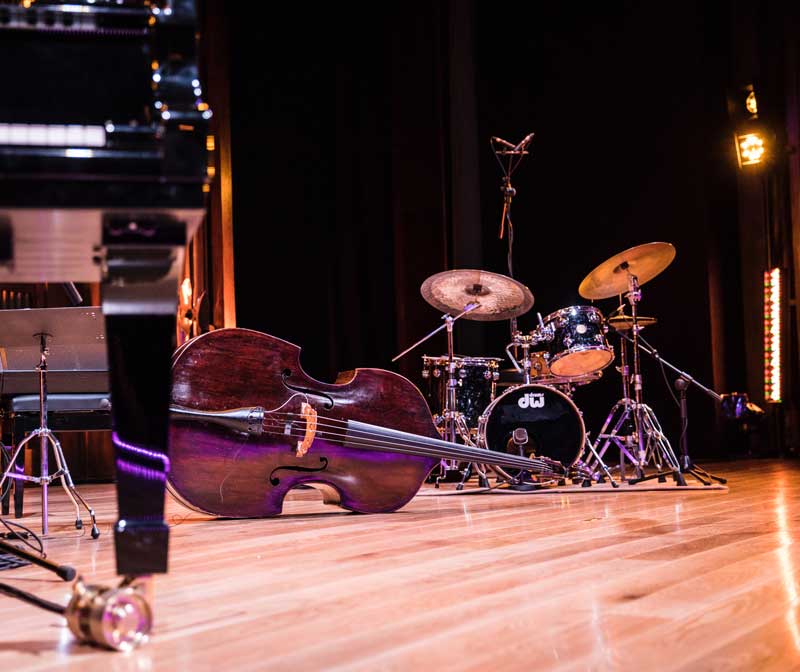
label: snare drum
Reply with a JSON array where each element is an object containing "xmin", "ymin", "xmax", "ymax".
[
  {"xmin": 541, "ymin": 305, "xmax": 614, "ymax": 377},
  {"xmin": 421, "ymin": 355, "xmax": 501, "ymax": 429},
  {"xmin": 477, "ymin": 383, "xmax": 585, "ymax": 474}
]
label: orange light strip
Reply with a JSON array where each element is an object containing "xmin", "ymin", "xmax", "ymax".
[{"xmin": 764, "ymin": 268, "xmax": 782, "ymax": 403}]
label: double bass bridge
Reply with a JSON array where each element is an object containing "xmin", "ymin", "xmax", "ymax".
[{"xmin": 295, "ymin": 401, "xmax": 318, "ymax": 457}]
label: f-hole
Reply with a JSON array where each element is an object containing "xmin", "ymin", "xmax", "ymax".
[{"xmin": 282, "ymin": 369, "xmax": 335, "ymax": 409}]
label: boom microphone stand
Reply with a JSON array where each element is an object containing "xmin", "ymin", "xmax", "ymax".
[
  {"xmin": 491, "ymin": 132, "xmax": 534, "ymax": 342},
  {"xmin": 619, "ymin": 331, "xmax": 727, "ymax": 485}
]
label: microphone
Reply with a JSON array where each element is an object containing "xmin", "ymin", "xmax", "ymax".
[
  {"xmin": 491, "ymin": 136, "xmax": 515, "ymax": 149},
  {"xmin": 513, "ymin": 132, "xmax": 535, "ymax": 152},
  {"xmin": 0, "ymin": 538, "xmax": 75, "ymax": 581}
]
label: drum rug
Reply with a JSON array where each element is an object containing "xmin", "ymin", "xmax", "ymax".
[{"xmin": 417, "ymin": 476, "xmax": 728, "ymax": 496}]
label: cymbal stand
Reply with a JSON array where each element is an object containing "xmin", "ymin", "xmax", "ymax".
[
  {"xmin": 579, "ymin": 434, "xmax": 619, "ymax": 487},
  {"xmin": 590, "ymin": 272, "xmax": 684, "ymax": 484},
  {"xmin": 393, "ymin": 303, "xmax": 481, "ymax": 485},
  {"xmin": 0, "ymin": 333, "xmax": 99, "ymax": 537}
]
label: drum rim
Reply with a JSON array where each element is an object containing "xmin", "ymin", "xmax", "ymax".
[
  {"xmin": 498, "ymin": 366, "xmax": 602, "ymax": 386},
  {"xmin": 477, "ymin": 382, "xmax": 586, "ymax": 466},
  {"xmin": 542, "ymin": 304, "xmax": 604, "ymax": 323},
  {"xmin": 549, "ymin": 344, "xmax": 615, "ymax": 376},
  {"xmin": 422, "ymin": 354, "xmax": 503, "ymax": 365}
]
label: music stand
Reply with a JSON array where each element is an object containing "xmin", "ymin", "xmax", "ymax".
[{"xmin": 0, "ymin": 307, "xmax": 103, "ymax": 536}]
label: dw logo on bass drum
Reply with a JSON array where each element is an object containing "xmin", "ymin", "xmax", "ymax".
[{"xmin": 517, "ymin": 392, "xmax": 545, "ymax": 409}]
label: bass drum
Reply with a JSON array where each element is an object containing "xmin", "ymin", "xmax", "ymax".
[{"xmin": 477, "ymin": 384, "xmax": 585, "ymax": 471}]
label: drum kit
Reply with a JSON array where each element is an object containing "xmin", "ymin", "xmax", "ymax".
[{"xmin": 394, "ymin": 241, "xmax": 687, "ymax": 489}]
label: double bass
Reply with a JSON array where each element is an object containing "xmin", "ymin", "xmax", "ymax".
[{"xmin": 168, "ymin": 328, "xmax": 572, "ymax": 517}]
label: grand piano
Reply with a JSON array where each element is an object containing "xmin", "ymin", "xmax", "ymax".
[{"xmin": 0, "ymin": 0, "xmax": 210, "ymax": 585}]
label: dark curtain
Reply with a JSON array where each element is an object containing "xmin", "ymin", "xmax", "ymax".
[{"xmin": 224, "ymin": 1, "xmax": 773, "ymax": 460}]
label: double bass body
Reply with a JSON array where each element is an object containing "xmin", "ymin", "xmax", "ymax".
[{"xmin": 168, "ymin": 328, "xmax": 440, "ymax": 517}]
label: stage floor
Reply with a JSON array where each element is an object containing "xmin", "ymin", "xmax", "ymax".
[{"xmin": 0, "ymin": 459, "xmax": 797, "ymax": 671}]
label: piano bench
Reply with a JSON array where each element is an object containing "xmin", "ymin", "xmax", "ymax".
[{"xmin": 2, "ymin": 393, "xmax": 112, "ymax": 518}]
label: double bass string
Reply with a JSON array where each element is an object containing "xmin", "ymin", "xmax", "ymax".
[
  {"xmin": 261, "ymin": 424, "xmax": 560, "ymax": 475},
  {"xmin": 262, "ymin": 410, "xmax": 556, "ymax": 470},
  {"xmin": 260, "ymin": 411, "xmax": 564, "ymax": 475}
]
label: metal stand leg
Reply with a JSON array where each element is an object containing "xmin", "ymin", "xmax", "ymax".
[
  {"xmin": 580, "ymin": 435, "xmax": 619, "ymax": 488},
  {"xmin": 50, "ymin": 435, "xmax": 99, "ymax": 537},
  {"xmin": 674, "ymin": 379, "xmax": 727, "ymax": 485},
  {"xmin": 626, "ymin": 404, "xmax": 685, "ymax": 486},
  {"xmin": 588, "ymin": 399, "xmax": 642, "ymax": 479},
  {"xmin": 0, "ymin": 334, "xmax": 99, "ymax": 537}
]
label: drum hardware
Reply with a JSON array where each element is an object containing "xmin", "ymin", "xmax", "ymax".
[
  {"xmin": 393, "ymin": 303, "xmax": 480, "ymax": 481},
  {"xmin": 579, "ymin": 432, "xmax": 619, "ymax": 487},
  {"xmin": 614, "ymin": 330, "xmax": 728, "ymax": 486},
  {"xmin": 395, "ymin": 269, "xmax": 535, "ymax": 485},
  {"xmin": 579, "ymin": 242, "xmax": 684, "ymax": 484}
]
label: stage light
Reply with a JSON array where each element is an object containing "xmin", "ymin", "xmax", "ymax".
[
  {"xmin": 764, "ymin": 267, "xmax": 782, "ymax": 403},
  {"xmin": 735, "ymin": 132, "xmax": 766, "ymax": 168},
  {"xmin": 745, "ymin": 91, "xmax": 758, "ymax": 115}
]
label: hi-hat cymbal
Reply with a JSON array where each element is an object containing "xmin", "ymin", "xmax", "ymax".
[
  {"xmin": 420, "ymin": 269, "xmax": 534, "ymax": 321},
  {"xmin": 578, "ymin": 242, "xmax": 676, "ymax": 300},
  {"xmin": 607, "ymin": 314, "xmax": 658, "ymax": 331}
]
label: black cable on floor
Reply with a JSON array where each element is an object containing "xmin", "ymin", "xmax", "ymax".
[{"xmin": 0, "ymin": 581, "xmax": 65, "ymax": 615}]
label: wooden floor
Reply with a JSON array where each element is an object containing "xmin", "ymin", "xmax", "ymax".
[{"xmin": 0, "ymin": 459, "xmax": 797, "ymax": 671}]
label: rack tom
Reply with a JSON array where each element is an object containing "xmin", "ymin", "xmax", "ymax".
[{"xmin": 540, "ymin": 305, "xmax": 613, "ymax": 377}]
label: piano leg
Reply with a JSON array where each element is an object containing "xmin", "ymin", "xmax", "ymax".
[
  {"xmin": 101, "ymin": 217, "xmax": 188, "ymax": 580},
  {"xmin": 103, "ymin": 314, "xmax": 173, "ymax": 574}
]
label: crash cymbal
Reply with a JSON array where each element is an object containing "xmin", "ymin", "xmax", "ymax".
[
  {"xmin": 607, "ymin": 314, "xmax": 658, "ymax": 331},
  {"xmin": 420, "ymin": 269, "xmax": 534, "ymax": 321},
  {"xmin": 578, "ymin": 242, "xmax": 676, "ymax": 300}
]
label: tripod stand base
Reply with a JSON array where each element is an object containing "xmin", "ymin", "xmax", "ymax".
[
  {"xmin": 628, "ymin": 469, "xmax": 686, "ymax": 487},
  {"xmin": 0, "ymin": 430, "xmax": 100, "ymax": 537},
  {"xmin": 680, "ymin": 463, "xmax": 727, "ymax": 486}
]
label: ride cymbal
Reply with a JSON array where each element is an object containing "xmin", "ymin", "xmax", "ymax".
[
  {"xmin": 420, "ymin": 269, "xmax": 534, "ymax": 321},
  {"xmin": 578, "ymin": 242, "xmax": 676, "ymax": 300}
]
